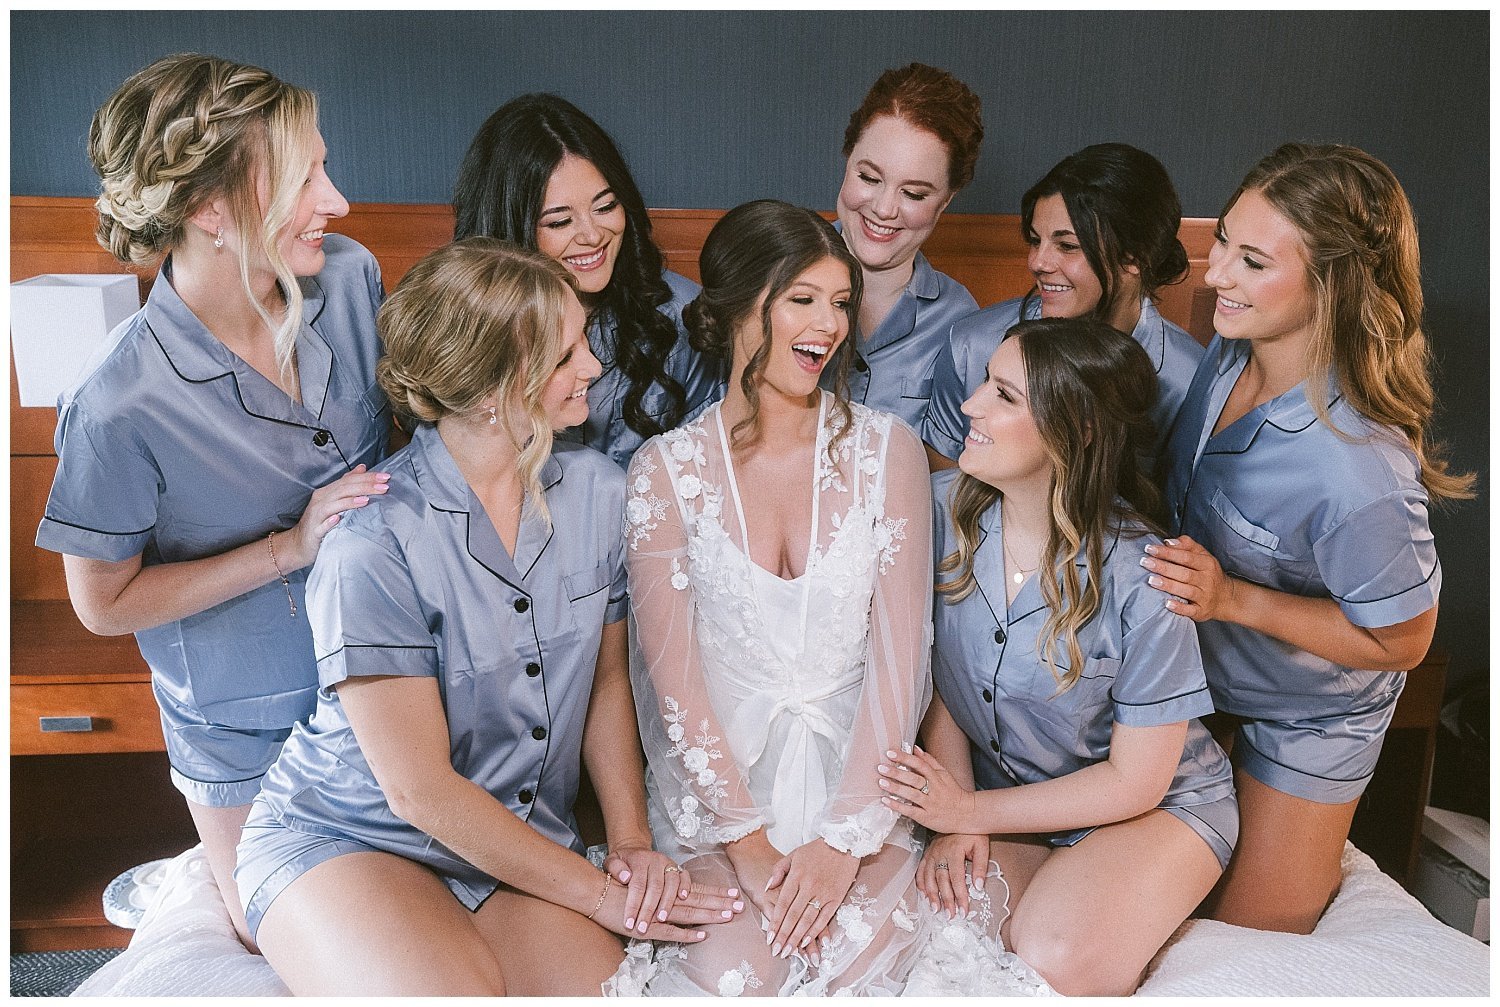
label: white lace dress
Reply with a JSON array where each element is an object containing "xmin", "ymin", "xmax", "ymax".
[{"xmin": 606, "ymin": 395, "xmax": 1011, "ymax": 997}]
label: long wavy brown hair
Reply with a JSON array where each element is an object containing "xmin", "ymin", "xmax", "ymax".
[
  {"xmin": 1226, "ymin": 143, "xmax": 1473, "ymax": 501},
  {"xmin": 937, "ymin": 318, "xmax": 1164, "ymax": 690}
]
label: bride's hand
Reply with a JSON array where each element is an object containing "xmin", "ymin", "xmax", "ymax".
[{"xmin": 765, "ymin": 839, "xmax": 858, "ymax": 962}]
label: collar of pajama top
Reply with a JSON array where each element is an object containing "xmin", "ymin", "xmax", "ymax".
[
  {"xmin": 34, "ymin": 235, "xmax": 387, "ymax": 729},
  {"xmin": 255, "ymin": 423, "xmax": 628, "ymax": 894},
  {"xmin": 1162, "ymin": 335, "xmax": 1441, "ymax": 720},
  {"xmin": 929, "ymin": 469, "xmax": 1233, "ymax": 809},
  {"xmin": 821, "ymin": 244, "xmax": 980, "ymax": 428}
]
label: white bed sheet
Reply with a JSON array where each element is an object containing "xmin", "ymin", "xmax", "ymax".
[{"xmin": 72, "ymin": 842, "xmax": 1488, "ymax": 997}]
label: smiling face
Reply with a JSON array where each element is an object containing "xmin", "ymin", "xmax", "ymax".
[
  {"xmin": 957, "ymin": 337, "xmax": 1052, "ymax": 492},
  {"xmin": 733, "ymin": 255, "xmax": 852, "ymax": 404},
  {"xmin": 1205, "ymin": 188, "xmax": 1317, "ymax": 351},
  {"xmin": 252, "ymin": 127, "xmax": 349, "ymax": 279},
  {"xmin": 536, "ymin": 289, "xmax": 601, "ymax": 430},
  {"xmin": 1025, "ymin": 193, "xmax": 1108, "ymax": 320},
  {"xmin": 534, "ymin": 155, "xmax": 627, "ymax": 298},
  {"xmin": 836, "ymin": 115, "xmax": 954, "ymax": 273}
]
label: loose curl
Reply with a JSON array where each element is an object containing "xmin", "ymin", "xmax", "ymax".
[
  {"xmin": 683, "ymin": 200, "xmax": 861, "ymax": 463},
  {"xmin": 88, "ymin": 53, "xmax": 318, "ymax": 375},
  {"xmin": 937, "ymin": 318, "xmax": 1163, "ymax": 691},
  {"xmin": 843, "ymin": 63, "xmax": 984, "ymax": 192},
  {"xmin": 1019, "ymin": 143, "xmax": 1188, "ymax": 326},
  {"xmin": 453, "ymin": 93, "xmax": 688, "ymax": 440},
  {"xmin": 1226, "ymin": 142, "xmax": 1473, "ymax": 502},
  {"xmin": 376, "ymin": 237, "xmax": 576, "ymax": 525}
]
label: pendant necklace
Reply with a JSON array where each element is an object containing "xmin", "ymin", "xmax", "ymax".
[{"xmin": 1001, "ymin": 530, "xmax": 1040, "ymax": 586}]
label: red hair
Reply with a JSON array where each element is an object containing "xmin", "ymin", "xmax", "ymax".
[{"xmin": 842, "ymin": 62, "xmax": 984, "ymax": 192}]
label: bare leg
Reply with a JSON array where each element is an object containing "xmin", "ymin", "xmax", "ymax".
[
  {"xmin": 468, "ymin": 883, "xmax": 625, "ymax": 996},
  {"xmin": 1202, "ymin": 769, "xmax": 1357, "ymax": 934},
  {"xmin": 1005, "ymin": 811, "xmax": 1223, "ymax": 996},
  {"xmin": 983, "ymin": 835, "xmax": 1053, "ymax": 950},
  {"xmin": 255, "ymin": 851, "xmax": 508, "ymax": 995},
  {"xmin": 184, "ymin": 800, "xmax": 256, "ymax": 953}
]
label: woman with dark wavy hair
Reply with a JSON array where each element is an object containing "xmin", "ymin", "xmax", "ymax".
[
  {"xmin": 925, "ymin": 143, "xmax": 1203, "ymax": 473},
  {"xmin": 454, "ymin": 93, "xmax": 721, "ymax": 467}
]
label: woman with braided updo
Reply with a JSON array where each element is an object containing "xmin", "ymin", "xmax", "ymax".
[
  {"xmin": 35, "ymin": 53, "xmax": 391, "ymax": 949},
  {"xmin": 454, "ymin": 93, "xmax": 723, "ymax": 468}
]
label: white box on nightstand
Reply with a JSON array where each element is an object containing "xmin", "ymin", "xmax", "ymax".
[
  {"xmin": 10, "ymin": 273, "xmax": 140, "ymax": 407},
  {"xmin": 1414, "ymin": 807, "xmax": 1488, "ymax": 942}
]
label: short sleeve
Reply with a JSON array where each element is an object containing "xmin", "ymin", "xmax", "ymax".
[
  {"xmin": 605, "ymin": 475, "xmax": 630, "ymax": 624},
  {"xmin": 306, "ymin": 525, "xmax": 437, "ymax": 689},
  {"xmin": 1112, "ymin": 600, "xmax": 1214, "ymax": 728},
  {"xmin": 1314, "ymin": 488, "xmax": 1441, "ymax": 628},
  {"xmin": 36, "ymin": 405, "xmax": 159, "ymax": 562},
  {"xmin": 922, "ymin": 322, "xmax": 969, "ymax": 460}
]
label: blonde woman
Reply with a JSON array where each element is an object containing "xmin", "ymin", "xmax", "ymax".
[
  {"xmin": 883, "ymin": 318, "xmax": 1237, "ymax": 995},
  {"xmin": 35, "ymin": 53, "xmax": 390, "ymax": 947},
  {"xmin": 1148, "ymin": 143, "xmax": 1473, "ymax": 933},
  {"xmin": 236, "ymin": 239, "xmax": 740, "ymax": 995}
]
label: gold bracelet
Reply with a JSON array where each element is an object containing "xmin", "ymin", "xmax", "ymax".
[
  {"xmin": 585, "ymin": 871, "xmax": 611, "ymax": 921},
  {"xmin": 267, "ymin": 531, "xmax": 297, "ymax": 619}
]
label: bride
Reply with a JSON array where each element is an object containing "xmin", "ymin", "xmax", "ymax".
[{"xmin": 613, "ymin": 199, "xmax": 977, "ymax": 996}]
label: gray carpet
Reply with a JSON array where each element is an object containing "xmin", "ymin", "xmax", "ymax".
[{"xmin": 10, "ymin": 949, "xmax": 122, "ymax": 997}]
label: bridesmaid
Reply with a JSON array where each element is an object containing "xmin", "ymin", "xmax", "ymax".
[
  {"xmin": 453, "ymin": 93, "xmax": 722, "ymax": 467},
  {"xmin": 885, "ymin": 318, "xmax": 1236, "ymax": 995},
  {"xmin": 829, "ymin": 62, "xmax": 984, "ymax": 431},
  {"xmin": 1147, "ymin": 143, "xmax": 1472, "ymax": 933},
  {"xmin": 35, "ymin": 54, "xmax": 390, "ymax": 948},
  {"xmin": 925, "ymin": 143, "xmax": 1203, "ymax": 473},
  {"xmin": 237, "ymin": 239, "xmax": 740, "ymax": 995}
]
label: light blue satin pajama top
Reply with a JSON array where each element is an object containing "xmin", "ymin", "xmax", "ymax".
[
  {"xmin": 821, "ymin": 251, "xmax": 979, "ymax": 430},
  {"xmin": 35, "ymin": 235, "xmax": 388, "ymax": 802},
  {"xmin": 240, "ymin": 423, "xmax": 627, "ymax": 921}
]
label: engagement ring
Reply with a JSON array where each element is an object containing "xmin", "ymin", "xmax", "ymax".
[
  {"xmin": 934, "ymin": 861, "xmax": 950, "ymax": 871},
  {"xmin": 919, "ymin": 779, "xmax": 931, "ymax": 795},
  {"xmin": 808, "ymin": 897, "xmax": 823, "ymax": 910}
]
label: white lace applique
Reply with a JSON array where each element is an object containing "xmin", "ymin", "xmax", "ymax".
[
  {"xmin": 669, "ymin": 558, "xmax": 689, "ymax": 591},
  {"xmin": 625, "ymin": 450, "xmax": 670, "ymax": 552},
  {"xmin": 873, "ymin": 515, "xmax": 907, "ymax": 574},
  {"xmin": 890, "ymin": 897, "xmax": 917, "ymax": 933},
  {"xmin": 661, "ymin": 696, "xmax": 730, "ymax": 841},
  {"xmin": 716, "ymin": 961, "xmax": 764, "ymax": 996}
]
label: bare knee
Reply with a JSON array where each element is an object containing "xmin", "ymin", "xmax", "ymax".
[{"xmin": 1012, "ymin": 925, "xmax": 1142, "ymax": 997}]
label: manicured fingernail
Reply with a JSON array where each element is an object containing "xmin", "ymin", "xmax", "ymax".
[
  {"xmin": 733, "ymin": 900, "xmax": 744, "ymax": 912},
  {"xmin": 878, "ymin": 779, "xmax": 890, "ymax": 789},
  {"xmin": 727, "ymin": 888, "xmax": 739, "ymax": 897},
  {"xmin": 695, "ymin": 931, "xmax": 706, "ymax": 940},
  {"xmin": 658, "ymin": 909, "xmax": 668, "ymax": 922},
  {"xmin": 722, "ymin": 910, "xmax": 732, "ymax": 919},
  {"xmin": 1148, "ymin": 575, "xmax": 1163, "ymax": 587},
  {"xmin": 625, "ymin": 917, "xmax": 634, "ymax": 928},
  {"xmin": 1144, "ymin": 544, "xmax": 1157, "ymax": 555},
  {"xmin": 877, "ymin": 764, "xmax": 891, "ymax": 775},
  {"xmin": 619, "ymin": 870, "xmax": 631, "ymax": 882},
  {"xmin": 1165, "ymin": 538, "xmax": 1179, "ymax": 545},
  {"xmin": 1140, "ymin": 557, "xmax": 1152, "ymax": 567},
  {"xmin": 354, "ymin": 496, "xmax": 369, "ymax": 505},
  {"xmin": 772, "ymin": 943, "xmax": 782, "ymax": 956},
  {"xmin": 801, "ymin": 936, "xmax": 811, "ymax": 948},
  {"xmin": 680, "ymin": 888, "xmax": 690, "ymax": 899},
  {"xmin": 886, "ymin": 750, "xmax": 897, "ymax": 759}
]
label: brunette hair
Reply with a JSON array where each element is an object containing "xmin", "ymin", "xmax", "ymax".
[
  {"xmin": 1225, "ymin": 142, "xmax": 1472, "ymax": 501},
  {"xmin": 452, "ymin": 93, "xmax": 687, "ymax": 439},
  {"xmin": 937, "ymin": 318, "xmax": 1164, "ymax": 690},
  {"xmin": 682, "ymin": 200, "xmax": 861, "ymax": 458},
  {"xmin": 89, "ymin": 52, "xmax": 318, "ymax": 374},
  {"xmin": 376, "ymin": 237, "xmax": 576, "ymax": 522},
  {"xmin": 843, "ymin": 62, "xmax": 984, "ymax": 192},
  {"xmin": 1019, "ymin": 143, "xmax": 1188, "ymax": 325}
]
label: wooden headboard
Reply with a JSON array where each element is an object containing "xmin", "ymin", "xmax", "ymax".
[{"xmin": 10, "ymin": 196, "xmax": 1217, "ymax": 602}]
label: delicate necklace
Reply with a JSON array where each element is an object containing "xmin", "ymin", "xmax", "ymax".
[{"xmin": 1001, "ymin": 530, "xmax": 1040, "ymax": 587}]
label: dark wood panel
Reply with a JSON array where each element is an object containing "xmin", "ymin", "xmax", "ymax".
[{"xmin": 12, "ymin": 458, "xmax": 66, "ymax": 601}]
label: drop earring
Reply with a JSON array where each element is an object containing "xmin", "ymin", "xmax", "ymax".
[
  {"xmin": 487, "ymin": 406, "xmax": 498, "ymax": 425},
  {"xmin": 214, "ymin": 226, "xmax": 224, "ymax": 249}
]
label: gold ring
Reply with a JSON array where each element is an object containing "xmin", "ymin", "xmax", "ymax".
[
  {"xmin": 808, "ymin": 897, "xmax": 823, "ymax": 911},
  {"xmin": 663, "ymin": 866, "xmax": 681, "ymax": 874},
  {"xmin": 934, "ymin": 861, "xmax": 950, "ymax": 871}
]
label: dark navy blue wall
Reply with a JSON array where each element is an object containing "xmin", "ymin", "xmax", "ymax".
[{"xmin": 11, "ymin": 10, "xmax": 1488, "ymax": 697}]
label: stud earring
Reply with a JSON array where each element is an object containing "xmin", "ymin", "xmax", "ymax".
[
  {"xmin": 213, "ymin": 226, "xmax": 224, "ymax": 249},
  {"xmin": 487, "ymin": 406, "xmax": 498, "ymax": 425}
]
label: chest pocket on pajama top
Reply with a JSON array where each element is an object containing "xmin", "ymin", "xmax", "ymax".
[
  {"xmin": 1037, "ymin": 655, "xmax": 1120, "ymax": 756},
  {"xmin": 1205, "ymin": 487, "xmax": 1287, "ymax": 588},
  {"xmin": 901, "ymin": 376, "xmax": 934, "ymax": 401},
  {"xmin": 564, "ymin": 562, "xmax": 613, "ymax": 630}
]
